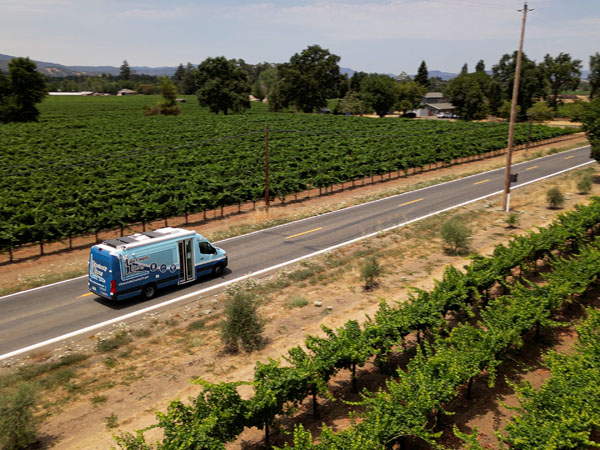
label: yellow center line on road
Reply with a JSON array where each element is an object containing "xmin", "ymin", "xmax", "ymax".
[
  {"xmin": 525, "ymin": 165, "xmax": 538, "ymax": 171},
  {"xmin": 399, "ymin": 198, "xmax": 423, "ymax": 207},
  {"xmin": 564, "ymin": 155, "xmax": 575, "ymax": 160},
  {"xmin": 285, "ymin": 227, "xmax": 323, "ymax": 240},
  {"xmin": 77, "ymin": 292, "xmax": 94, "ymax": 298},
  {"xmin": 474, "ymin": 179, "xmax": 491, "ymax": 185}
]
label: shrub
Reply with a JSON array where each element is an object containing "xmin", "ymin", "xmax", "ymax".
[
  {"xmin": 441, "ymin": 216, "xmax": 472, "ymax": 255},
  {"xmin": 505, "ymin": 212, "xmax": 520, "ymax": 228},
  {"xmin": 577, "ymin": 173, "xmax": 592, "ymax": 194},
  {"xmin": 360, "ymin": 256, "xmax": 382, "ymax": 290},
  {"xmin": 546, "ymin": 186, "xmax": 565, "ymax": 209},
  {"xmin": 220, "ymin": 285, "xmax": 264, "ymax": 353},
  {"xmin": 0, "ymin": 383, "xmax": 39, "ymax": 450}
]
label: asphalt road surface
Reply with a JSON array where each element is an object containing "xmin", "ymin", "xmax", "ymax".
[{"xmin": 0, "ymin": 145, "xmax": 594, "ymax": 359}]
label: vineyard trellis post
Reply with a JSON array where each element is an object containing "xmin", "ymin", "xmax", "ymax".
[{"xmin": 265, "ymin": 123, "xmax": 270, "ymax": 210}]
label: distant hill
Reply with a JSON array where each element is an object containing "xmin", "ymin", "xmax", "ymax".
[
  {"xmin": 0, "ymin": 54, "xmax": 591, "ymax": 81},
  {"xmin": 0, "ymin": 54, "xmax": 177, "ymax": 77}
]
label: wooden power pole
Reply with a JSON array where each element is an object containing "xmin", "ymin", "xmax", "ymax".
[{"xmin": 502, "ymin": 2, "xmax": 532, "ymax": 212}]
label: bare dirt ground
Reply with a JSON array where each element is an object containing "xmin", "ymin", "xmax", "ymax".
[{"xmin": 0, "ymin": 133, "xmax": 596, "ymax": 450}]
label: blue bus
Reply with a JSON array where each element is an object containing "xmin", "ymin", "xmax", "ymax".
[{"xmin": 88, "ymin": 227, "xmax": 227, "ymax": 301}]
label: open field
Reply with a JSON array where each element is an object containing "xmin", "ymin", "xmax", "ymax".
[
  {"xmin": 0, "ymin": 96, "xmax": 576, "ymax": 252},
  {"xmin": 0, "ymin": 134, "xmax": 598, "ymax": 449}
]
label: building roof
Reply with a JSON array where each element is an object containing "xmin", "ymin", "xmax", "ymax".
[
  {"xmin": 424, "ymin": 92, "xmax": 444, "ymax": 99},
  {"xmin": 424, "ymin": 102, "xmax": 455, "ymax": 111}
]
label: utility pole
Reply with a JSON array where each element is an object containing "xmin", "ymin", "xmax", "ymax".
[
  {"xmin": 264, "ymin": 123, "xmax": 270, "ymax": 210},
  {"xmin": 502, "ymin": 1, "xmax": 532, "ymax": 212}
]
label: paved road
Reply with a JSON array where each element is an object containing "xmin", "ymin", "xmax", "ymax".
[{"xmin": 0, "ymin": 145, "xmax": 594, "ymax": 358}]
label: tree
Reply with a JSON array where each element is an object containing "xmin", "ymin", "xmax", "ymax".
[
  {"xmin": 181, "ymin": 62, "xmax": 197, "ymax": 95},
  {"xmin": 337, "ymin": 90, "xmax": 366, "ymax": 115},
  {"xmin": 492, "ymin": 51, "xmax": 545, "ymax": 120},
  {"xmin": 276, "ymin": 45, "xmax": 341, "ymax": 112},
  {"xmin": 589, "ymin": 52, "xmax": 600, "ymax": 99},
  {"xmin": 396, "ymin": 80, "xmax": 426, "ymax": 113},
  {"xmin": 142, "ymin": 77, "xmax": 180, "ymax": 116},
  {"xmin": 196, "ymin": 56, "xmax": 250, "ymax": 114},
  {"xmin": 445, "ymin": 72, "xmax": 489, "ymax": 120},
  {"xmin": 252, "ymin": 66, "xmax": 277, "ymax": 101},
  {"xmin": 360, "ymin": 74, "xmax": 399, "ymax": 117},
  {"xmin": 487, "ymin": 79, "xmax": 504, "ymax": 116},
  {"xmin": 539, "ymin": 53, "xmax": 582, "ymax": 109},
  {"xmin": 581, "ymin": 97, "xmax": 600, "ymax": 162},
  {"xmin": 0, "ymin": 57, "xmax": 47, "ymax": 123},
  {"xmin": 527, "ymin": 102, "xmax": 554, "ymax": 122},
  {"xmin": 173, "ymin": 63, "xmax": 185, "ymax": 82},
  {"xmin": 460, "ymin": 63, "xmax": 468, "ymax": 75},
  {"xmin": 119, "ymin": 60, "xmax": 131, "ymax": 80},
  {"xmin": 475, "ymin": 60, "xmax": 486, "ymax": 73},
  {"xmin": 349, "ymin": 71, "xmax": 368, "ymax": 92},
  {"xmin": 414, "ymin": 61, "xmax": 429, "ymax": 88}
]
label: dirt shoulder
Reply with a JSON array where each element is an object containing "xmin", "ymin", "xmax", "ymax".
[{"xmin": 0, "ymin": 135, "xmax": 596, "ymax": 450}]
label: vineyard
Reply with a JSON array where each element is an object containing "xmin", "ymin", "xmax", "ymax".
[
  {"xmin": 0, "ymin": 95, "xmax": 576, "ymax": 253},
  {"xmin": 115, "ymin": 198, "xmax": 600, "ymax": 450}
]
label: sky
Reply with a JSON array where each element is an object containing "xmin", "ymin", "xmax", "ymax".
[{"xmin": 1, "ymin": 0, "xmax": 599, "ymax": 74}]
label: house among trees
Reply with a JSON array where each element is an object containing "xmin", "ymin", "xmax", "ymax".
[
  {"xmin": 117, "ymin": 88, "xmax": 137, "ymax": 96},
  {"xmin": 413, "ymin": 92, "xmax": 455, "ymax": 117}
]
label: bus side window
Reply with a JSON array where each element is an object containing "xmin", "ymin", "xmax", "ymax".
[{"xmin": 199, "ymin": 242, "xmax": 214, "ymax": 254}]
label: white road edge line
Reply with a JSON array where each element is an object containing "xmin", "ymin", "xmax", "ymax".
[{"xmin": 1, "ymin": 158, "xmax": 594, "ymax": 361}]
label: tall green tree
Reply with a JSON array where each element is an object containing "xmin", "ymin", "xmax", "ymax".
[
  {"xmin": 349, "ymin": 71, "xmax": 368, "ymax": 92},
  {"xmin": 276, "ymin": 45, "xmax": 341, "ymax": 112},
  {"xmin": 475, "ymin": 60, "xmax": 486, "ymax": 73},
  {"xmin": 0, "ymin": 57, "xmax": 47, "ymax": 123},
  {"xmin": 361, "ymin": 74, "xmax": 399, "ymax": 117},
  {"xmin": 445, "ymin": 72, "xmax": 489, "ymax": 120},
  {"xmin": 414, "ymin": 61, "xmax": 429, "ymax": 88},
  {"xmin": 181, "ymin": 62, "xmax": 197, "ymax": 95},
  {"xmin": 539, "ymin": 52, "xmax": 582, "ymax": 109},
  {"xmin": 196, "ymin": 56, "xmax": 250, "ymax": 114},
  {"xmin": 119, "ymin": 60, "xmax": 131, "ymax": 80},
  {"xmin": 492, "ymin": 51, "xmax": 545, "ymax": 120},
  {"xmin": 589, "ymin": 52, "xmax": 600, "ymax": 99},
  {"xmin": 337, "ymin": 90, "xmax": 366, "ymax": 115},
  {"xmin": 396, "ymin": 80, "xmax": 426, "ymax": 113},
  {"xmin": 581, "ymin": 98, "xmax": 600, "ymax": 162},
  {"xmin": 252, "ymin": 66, "xmax": 277, "ymax": 101}
]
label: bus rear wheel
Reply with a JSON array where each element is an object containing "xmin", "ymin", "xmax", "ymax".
[{"xmin": 142, "ymin": 283, "xmax": 157, "ymax": 299}]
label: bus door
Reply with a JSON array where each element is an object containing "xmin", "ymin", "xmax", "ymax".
[{"xmin": 178, "ymin": 238, "xmax": 195, "ymax": 283}]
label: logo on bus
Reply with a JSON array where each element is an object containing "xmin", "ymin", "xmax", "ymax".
[
  {"xmin": 91, "ymin": 260, "xmax": 107, "ymax": 281},
  {"xmin": 124, "ymin": 256, "xmax": 150, "ymax": 278}
]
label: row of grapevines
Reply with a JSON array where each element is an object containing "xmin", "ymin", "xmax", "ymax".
[
  {"xmin": 0, "ymin": 96, "xmax": 577, "ymax": 251},
  {"xmin": 282, "ymin": 239, "xmax": 600, "ymax": 450},
  {"xmin": 500, "ymin": 308, "xmax": 600, "ymax": 449},
  {"xmin": 115, "ymin": 198, "xmax": 600, "ymax": 450},
  {"xmin": 459, "ymin": 308, "xmax": 600, "ymax": 450}
]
